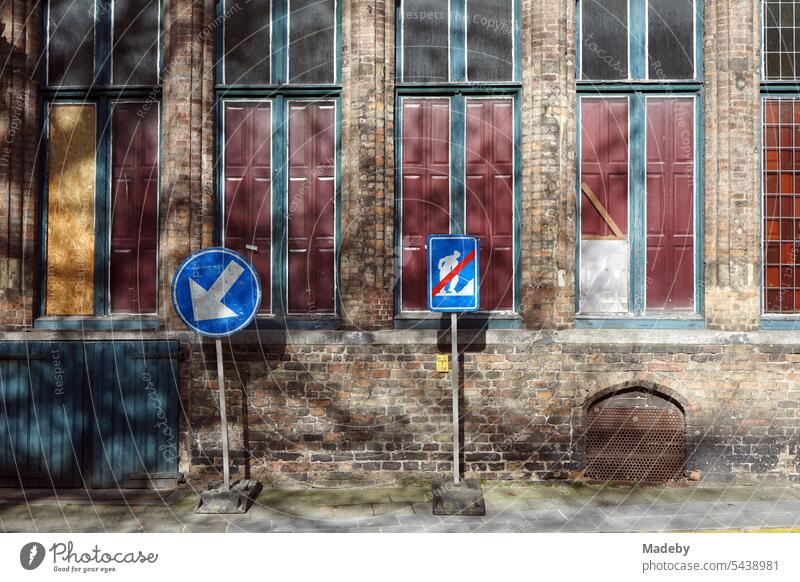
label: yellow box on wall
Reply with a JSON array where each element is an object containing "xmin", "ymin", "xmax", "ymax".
[
  {"xmin": 435, "ymin": 354, "xmax": 450, "ymax": 373},
  {"xmin": 45, "ymin": 104, "xmax": 96, "ymax": 316}
]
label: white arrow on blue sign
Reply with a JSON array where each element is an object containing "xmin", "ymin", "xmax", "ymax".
[
  {"xmin": 427, "ymin": 235, "xmax": 480, "ymax": 313},
  {"xmin": 171, "ymin": 247, "xmax": 262, "ymax": 337}
]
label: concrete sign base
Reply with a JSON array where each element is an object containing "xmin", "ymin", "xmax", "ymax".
[{"xmin": 431, "ymin": 478, "xmax": 486, "ymax": 516}]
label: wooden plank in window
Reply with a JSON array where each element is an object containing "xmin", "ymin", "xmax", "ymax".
[{"xmin": 45, "ymin": 104, "xmax": 96, "ymax": 315}]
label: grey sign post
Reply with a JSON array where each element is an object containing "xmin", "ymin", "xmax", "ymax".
[
  {"xmin": 426, "ymin": 235, "xmax": 485, "ymax": 514},
  {"xmin": 171, "ymin": 248, "xmax": 264, "ymax": 513}
]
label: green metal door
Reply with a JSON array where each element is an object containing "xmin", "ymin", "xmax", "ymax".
[{"xmin": 0, "ymin": 341, "xmax": 179, "ymax": 489}]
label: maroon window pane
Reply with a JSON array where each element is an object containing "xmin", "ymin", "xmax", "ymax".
[
  {"xmin": 401, "ymin": 99, "xmax": 451, "ymax": 311},
  {"xmin": 645, "ymin": 97, "xmax": 695, "ymax": 311},
  {"xmin": 579, "ymin": 97, "xmax": 629, "ymax": 314},
  {"xmin": 287, "ymin": 101, "xmax": 336, "ymax": 314},
  {"xmin": 224, "ymin": 102, "xmax": 272, "ymax": 312},
  {"xmin": 465, "ymin": 98, "xmax": 514, "ymax": 311},
  {"xmin": 763, "ymin": 99, "xmax": 800, "ymax": 313},
  {"xmin": 110, "ymin": 103, "xmax": 159, "ymax": 314}
]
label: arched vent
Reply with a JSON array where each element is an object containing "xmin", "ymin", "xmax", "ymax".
[{"xmin": 584, "ymin": 388, "xmax": 685, "ymax": 483}]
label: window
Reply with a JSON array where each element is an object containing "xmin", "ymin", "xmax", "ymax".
[
  {"xmin": 218, "ymin": 1, "xmax": 340, "ymax": 319},
  {"xmin": 400, "ymin": 0, "xmax": 516, "ymax": 83},
  {"xmin": 576, "ymin": 1, "xmax": 701, "ymax": 320},
  {"xmin": 397, "ymin": 2, "xmax": 520, "ymax": 317},
  {"xmin": 761, "ymin": 99, "xmax": 800, "ymax": 313},
  {"xmin": 761, "ymin": 3, "xmax": 800, "ymax": 318},
  {"xmin": 763, "ymin": 0, "xmax": 800, "ymax": 80},
  {"xmin": 42, "ymin": 1, "xmax": 162, "ymax": 319},
  {"xmin": 579, "ymin": 0, "xmax": 695, "ymax": 81}
]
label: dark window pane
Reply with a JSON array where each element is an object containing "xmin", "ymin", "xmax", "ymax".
[
  {"xmin": 466, "ymin": 0, "xmax": 513, "ymax": 81},
  {"xmin": 112, "ymin": 0, "xmax": 160, "ymax": 86},
  {"xmin": 581, "ymin": 0, "xmax": 628, "ymax": 80},
  {"xmin": 224, "ymin": 0, "xmax": 271, "ymax": 84},
  {"xmin": 765, "ymin": 0, "xmax": 796, "ymax": 79},
  {"xmin": 289, "ymin": 0, "xmax": 336, "ymax": 84},
  {"xmin": 648, "ymin": 0, "xmax": 693, "ymax": 79},
  {"xmin": 403, "ymin": 0, "xmax": 449, "ymax": 83},
  {"xmin": 48, "ymin": 0, "xmax": 95, "ymax": 86}
]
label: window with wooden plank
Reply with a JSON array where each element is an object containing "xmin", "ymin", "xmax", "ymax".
[
  {"xmin": 223, "ymin": 102, "xmax": 272, "ymax": 313},
  {"xmin": 45, "ymin": 104, "xmax": 96, "ymax": 315},
  {"xmin": 224, "ymin": 0, "xmax": 271, "ymax": 85},
  {"xmin": 289, "ymin": 0, "xmax": 336, "ymax": 84},
  {"xmin": 287, "ymin": 101, "xmax": 336, "ymax": 314},
  {"xmin": 465, "ymin": 98, "xmax": 514, "ymax": 311},
  {"xmin": 110, "ymin": 103, "xmax": 159, "ymax": 314},
  {"xmin": 645, "ymin": 97, "xmax": 695, "ymax": 311},
  {"xmin": 580, "ymin": 0, "xmax": 628, "ymax": 80},
  {"xmin": 579, "ymin": 97, "xmax": 629, "ymax": 314},
  {"xmin": 402, "ymin": 0, "xmax": 450, "ymax": 83},
  {"xmin": 401, "ymin": 99, "xmax": 451, "ymax": 311},
  {"xmin": 48, "ymin": 0, "xmax": 95, "ymax": 86},
  {"xmin": 112, "ymin": 0, "xmax": 160, "ymax": 86},
  {"xmin": 763, "ymin": 98, "xmax": 800, "ymax": 313},
  {"xmin": 466, "ymin": 0, "xmax": 514, "ymax": 82}
]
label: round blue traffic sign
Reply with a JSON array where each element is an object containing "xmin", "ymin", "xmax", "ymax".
[{"xmin": 171, "ymin": 247, "xmax": 262, "ymax": 338}]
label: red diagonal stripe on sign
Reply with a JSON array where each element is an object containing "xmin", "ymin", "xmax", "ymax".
[{"xmin": 432, "ymin": 249, "xmax": 476, "ymax": 298}]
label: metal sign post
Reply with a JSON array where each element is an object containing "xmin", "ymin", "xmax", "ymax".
[
  {"xmin": 215, "ymin": 339, "xmax": 231, "ymax": 491},
  {"xmin": 172, "ymin": 247, "xmax": 262, "ymax": 512},
  {"xmin": 451, "ymin": 312, "xmax": 460, "ymax": 486},
  {"xmin": 427, "ymin": 235, "xmax": 484, "ymax": 514}
]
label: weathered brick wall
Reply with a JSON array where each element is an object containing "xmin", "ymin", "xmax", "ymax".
[
  {"xmin": 340, "ymin": 0, "xmax": 395, "ymax": 330},
  {"xmin": 520, "ymin": 0, "xmax": 577, "ymax": 329},
  {"xmin": 0, "ymin": 0, "xmax": 38, "ymax": 329},
  {"xmin": 186, "ymin": 330, "xmax": 800, "ymax": 487},
  {"xmin": 702, "ymin": 0, "xmax": 762, "ymax": 331}
]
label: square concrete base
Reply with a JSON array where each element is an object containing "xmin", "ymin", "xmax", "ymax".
[
  {"xmin": 431, "ymin": 478, "xmax": 486, "ymax": 516},
  {"xmin": 194, "ymin": 479, "xmax": 262, "ymax": 514}
]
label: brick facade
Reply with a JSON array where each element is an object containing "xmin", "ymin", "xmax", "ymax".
[{"xmin": 1, "ymin": 1, "xmax": 799, "ymax": 486}]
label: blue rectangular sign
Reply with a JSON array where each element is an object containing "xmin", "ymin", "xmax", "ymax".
[{"xmin": 427, "ymin": 235, "xmax": 480, "ymax": 312}]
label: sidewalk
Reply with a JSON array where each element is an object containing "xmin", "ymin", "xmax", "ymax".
[{"xmin": 2, "ymin": 483, "xmax": 800, "ymax": 533}]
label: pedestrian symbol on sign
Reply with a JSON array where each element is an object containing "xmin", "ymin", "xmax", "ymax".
[{"xmin": 427, "ymin": 235, "xmax": 480, "ymax": 312}]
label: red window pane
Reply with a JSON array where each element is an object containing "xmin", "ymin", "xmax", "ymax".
[
  {"xmin": 763, "ymin": 99, "xmax": 800, "ymax": 313},
  {"xmin": 645, "ymin": 97, "xmax": 695, "ymax": 311},
  {"xmin": 579, "ymin": 97, "xmax": 629, "ymax": 314},
  {"xmin": 401, "ymin": 99, "xmax": 451, "ymax": 311},
  {"xmin": 224, "ymin": 102, "xmax": 272, "ymax": 312},
  {"xmin": 110, "ymin": 103, "xmax": 158, "ymax": 314},
  {"xmin": 466, "ymin": 98, "xmax": 514, "ymax": 311},
  {"xmin": 287, "ymin": 101, "xmax": 336, "ymax": 314}
]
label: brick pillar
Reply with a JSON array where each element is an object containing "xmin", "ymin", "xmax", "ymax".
[
  {"xmin": 520, "ymin": 0, "xmax": 576, "ymax": 329},
  {"xmin": 0, "ymin": 0, "xmax": 39, "ymax": 329},
  {"xmin": 339, "ymin": 0, "xmax": 394, "ymax": 330},
  {"xmin": 702, "ymin": 0, "xmax": 761, "ymax": 331},
  {"xmin": 160, "ymin": 0, "xmax": 216, "ymax": 329}
]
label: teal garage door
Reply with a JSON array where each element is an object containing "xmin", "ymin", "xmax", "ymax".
[{"xmin": 0, "ymin": 341, "xmax": 179, "ymax": 489}]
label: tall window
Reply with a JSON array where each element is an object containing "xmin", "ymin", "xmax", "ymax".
[
  {"xmin": 219, "ymin": 0, "xmax": 340, "ymax": 318},
  {"xmin": 577, "ymin": 1, "xmax": 701, "ymax": 321},
  {"xmin": 762, "ymin": 1, "xmax": 800, "ymax": 317},
  {"xmin": 42, "ymin": 0, "xmax": 161, "ymax": 319},
  {"xmin": 397, "ymin": 0, "xmax": 521, "ymax": 316}
]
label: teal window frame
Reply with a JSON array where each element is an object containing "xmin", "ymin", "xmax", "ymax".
[
  {"xmin": 394, "ymin": 0, "xmax": 523, "ymax": 328},
  {"xmin": 215, "ymin": 0, "xmax": 343, "ymax": 330},
  {"xmin": 36, "ymin": 0, "xmax": 164, "ymax": 331},
  {"xmin": 575, "ymin": 0, "xmax": 705, "ymax": 330}
]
